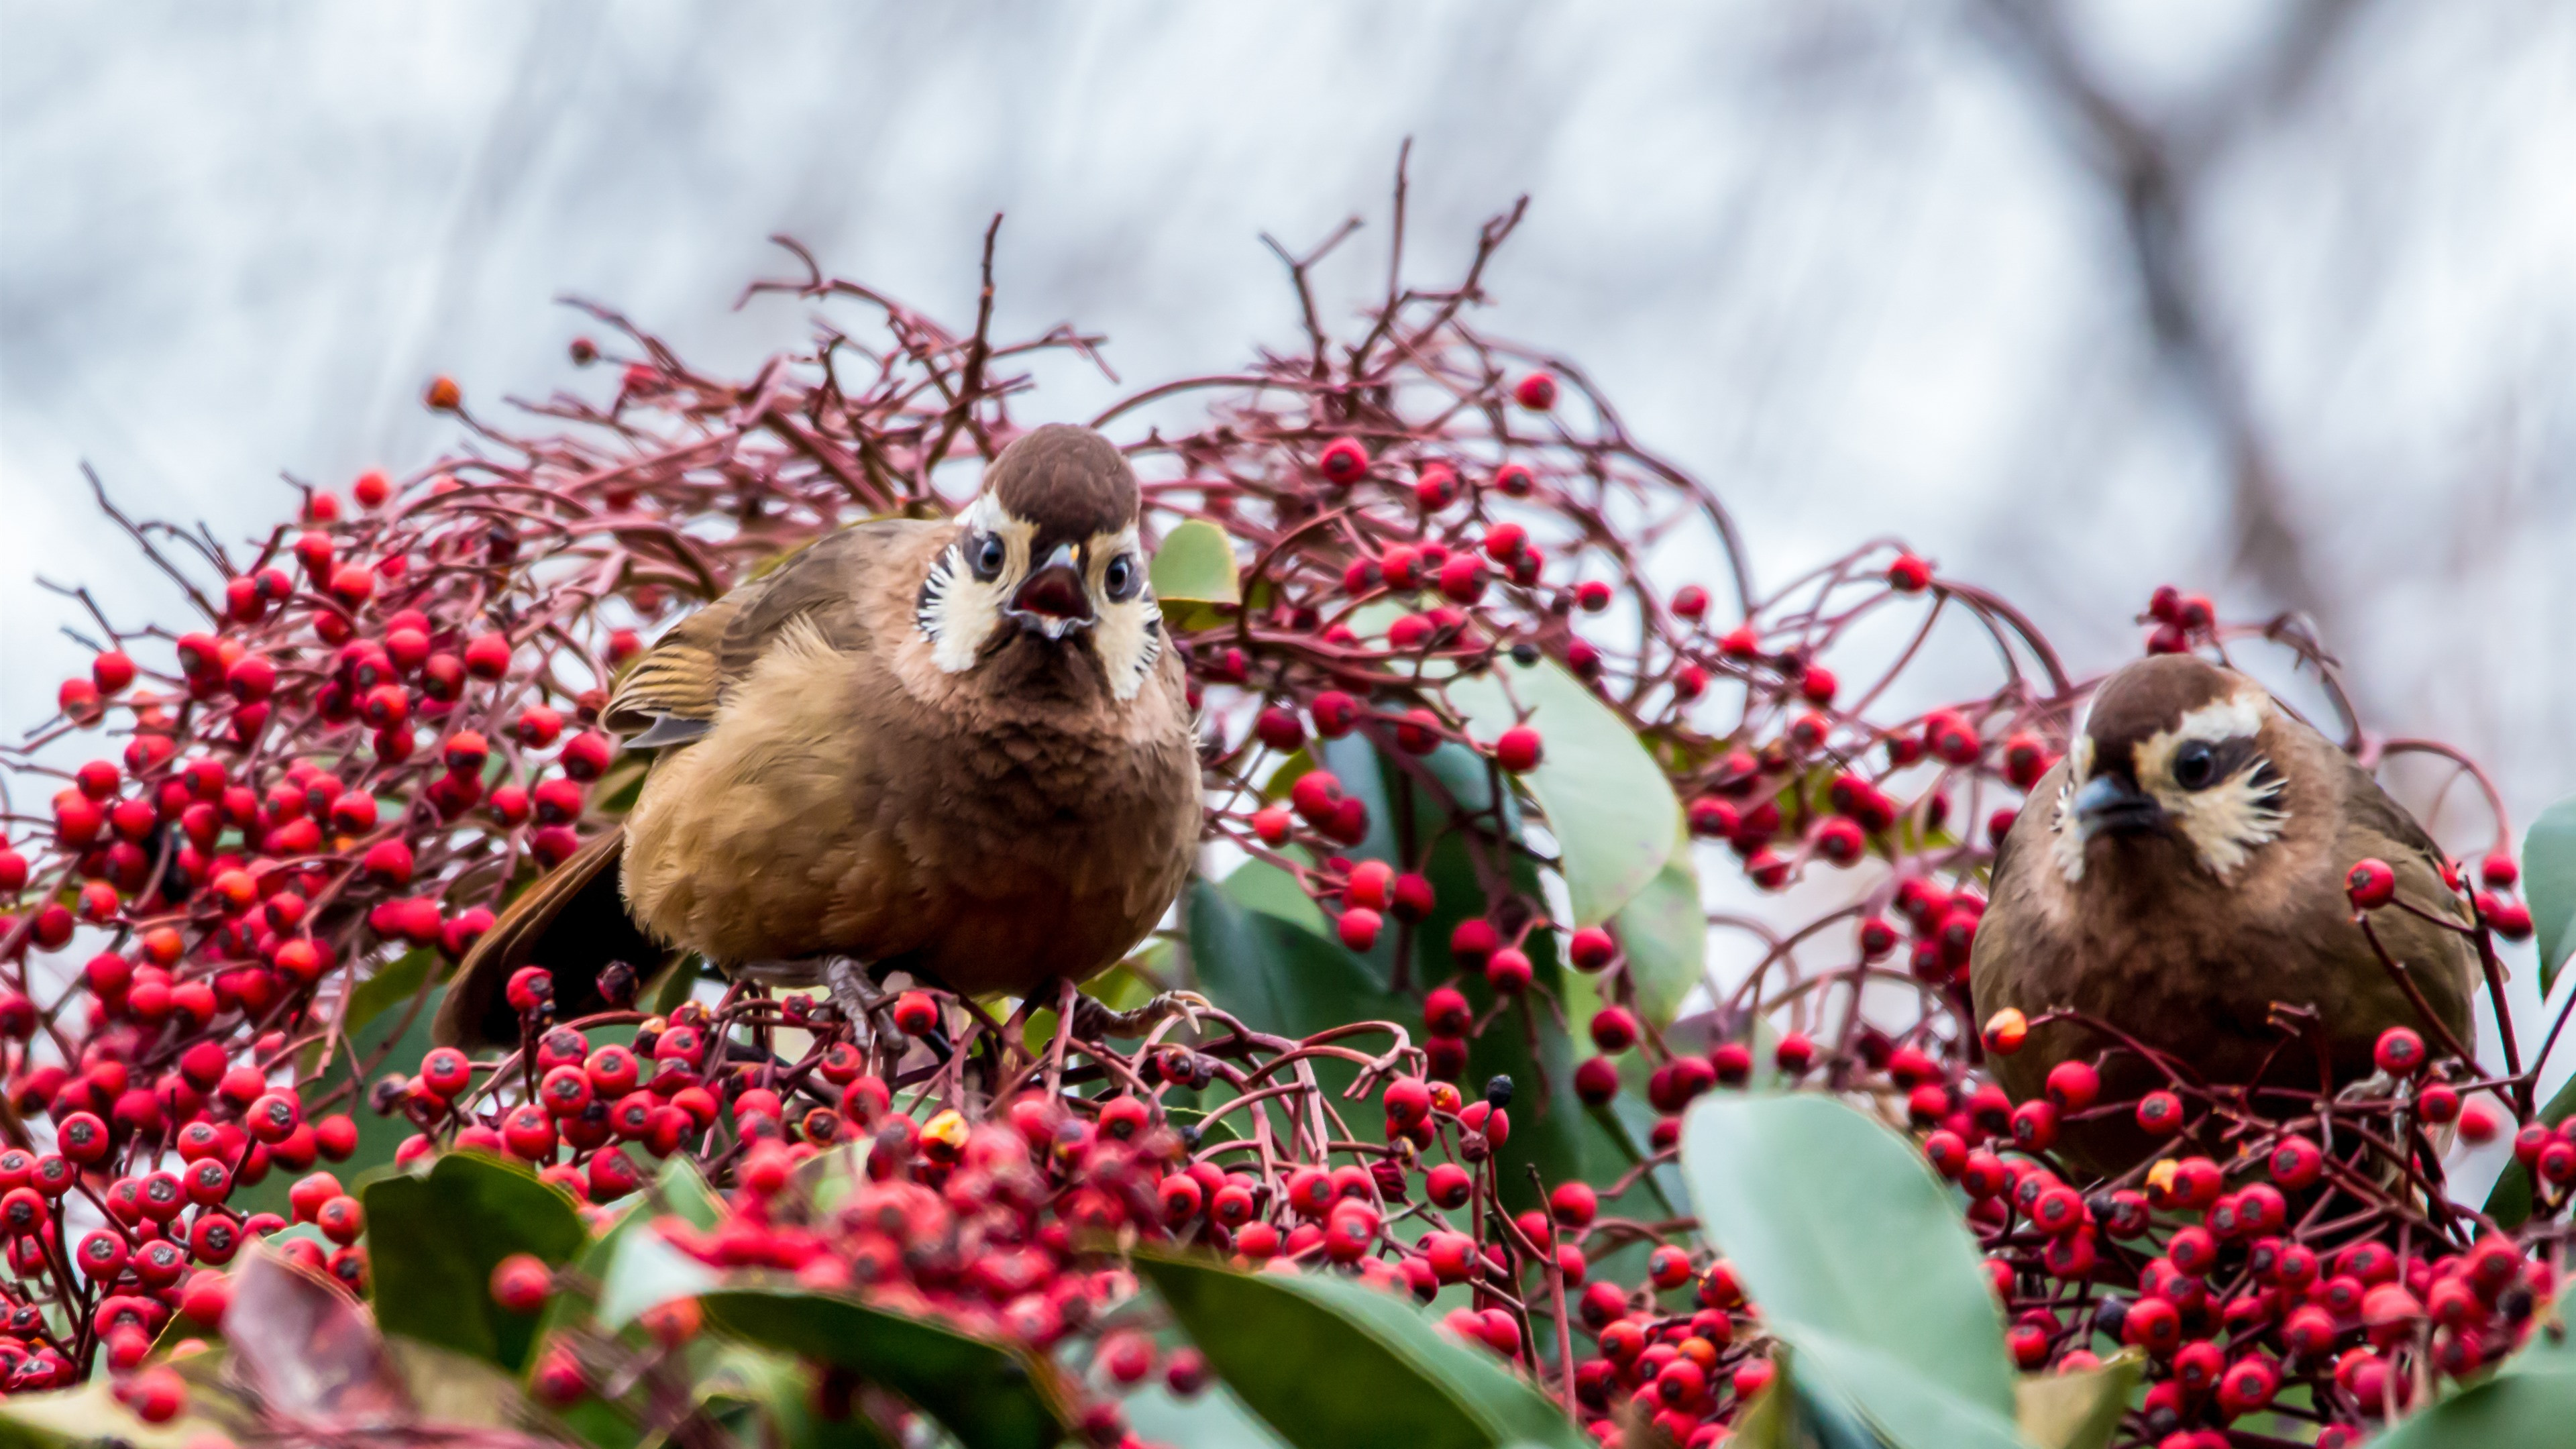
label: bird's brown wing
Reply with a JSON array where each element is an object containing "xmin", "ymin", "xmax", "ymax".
[
  {"xmin": 605, "ymin": 521, "xmax": 918, "ymax": 747},
  {"xmin": 2324, "ymin": 757, "xmax": 2480, "ymax": 1049},
  {"xmin": 431, "ymin": 826, "xmax": 665, "ymax": 1046},
  {"xmin": 437, "ymin": 520, "xmax": 932, "ymax": 1044},
  {"xmin": 602, "ymin": 592, "xmax": 745, "ymax": 747}
]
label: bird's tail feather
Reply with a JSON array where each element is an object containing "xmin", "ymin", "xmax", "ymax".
[{"xmin": 431, "ymin": 826, "xmax": 669, "ymax": 1048}]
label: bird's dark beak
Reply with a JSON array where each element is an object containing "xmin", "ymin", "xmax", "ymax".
[
  {"xmin": 2073, "ymin": 771, "xmax": 2164, "ymax": 839},
  {"xmin": 1006, "ymin": 542, "xmax": 1094, "ymax": 638}
]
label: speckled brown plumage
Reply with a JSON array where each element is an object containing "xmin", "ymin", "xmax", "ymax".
[
  {"xmin": 1968, "ymin": 655, "xmax": 2476, "ymax": 1175},
  {"xmin": 436, "ymin": 427, "xmax": 1201, "ymax": 1046}
]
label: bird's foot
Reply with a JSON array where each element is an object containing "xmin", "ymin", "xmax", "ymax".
[
  {"xmin": 822, "ymin": 957, "xmax": 887, "ymax": 1042},
  {"xmin": 1071, "ymin": 989, "xmax": 1213, "ymax": 1040}
]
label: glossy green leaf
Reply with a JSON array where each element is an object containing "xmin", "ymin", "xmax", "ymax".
[
  {"xmin": 240, "ymin": 979, "xmax": 446, "ymax": 1219},
  {"xmin": 1123, "ymin": 1383, "xmax": 1295, "ymax": 1449},
  {"xmin": 2483, "ymin": 1071, "xmax": 2576, "ymax": 1228},
  {"xmin": 1611, "ymin": 823, "xmax": 1705, "ymax": 1026},
  {"xmin": 1373, "ymin": 738, "xmax": 1598, "ymax": 1204},
  {"xmin": 1139, "ymin": 1253, "xmax": 1587, "ymax": 1449},
  {"xmin": 2527, "ymin": 794, "xmax": 2576, "ymax": 994},
  {"xmin": 1727, "ymin": 1350, "xmax": 1892, "ymax": 1449},
  {"xmin": 1680, "ymin": 1095, "xmax": 2019, "ymax": 1449},
  {"xmin": 701, "ymin": 1287, "xmax": 1071, "ymax": 1449},
  {"xmin": 2015, "ymin": 1352, "xmax": 2141, "ymax": 1449},
  {"xmin": 1187, "ymin": 878, "xmax": 1409, "ymax": 1043},
  {"xmin": 2369, "ymin": 1354, "xmax": 2576, "ymax": 1448},
  {"xmin": 0, "ymin": 1377, "xmax": 211, "ymax": 1448},
  {"xmin": 1152, "ymin": 519, "xmax": 1241, "ymax": 605},
  {"xmin": 595, "ymin": 1220, "xmax": 720, "ymax": 1332},
  {"xmin": 341, "ymin": 947, "xmax": 440, "ymax": 1051},
  {"xmin": 1446, "ymin": 654, "xmax": 1679, "ymax": 925},
  {"xmin": 1223, "ymin": 854, "xmax": 1332, "ymax": 936},
  {"xmin": 698, "ymin": 1342, "xmax": 900, "ymax": 1449},
  {"xmin": 363, "ymin": 1151, "xmax": 589, "ymax": 1371}
]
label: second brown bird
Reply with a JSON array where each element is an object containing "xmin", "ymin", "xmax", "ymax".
[{"xmin": 1969, "ymin": 654, "xmax": 2477, "ymax": 1175}]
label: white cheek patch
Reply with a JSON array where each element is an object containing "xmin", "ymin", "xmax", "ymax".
[
  {"xmin": 2050, "ymin": 735, "xmax": 2093, "ymax": 883},
  {"xmin": 1085, "ymin": 525, "xmax": 1158, "ymax": 702},
  {"xmin": 2135, "ymin": 689, "xmax": 2285, "ymax": 879},
  {"xmin": 918, "ymin": 502, "xmax": 1036, "ymax": 674}
]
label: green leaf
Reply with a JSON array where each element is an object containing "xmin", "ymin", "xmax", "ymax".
[
  {"xmin": 2527, "ymin": 793, "xmax": 2576, "ymax": 994},
  {"xmin": 239, "ymin": 979, "xmax": 447, "ymax": 1220},
  {"xmin": 1728, "ymin": 1349, "xmax": 1893, "ymax": 1449},
  {"xmin": 1152, "ymin": 519, "xmax": 1241, "ymax": 606},
  {"xmin": 1680, "ymin": 1095, "xmax": 2020, "ymax": 1449},
  {"xmin": 595, "ymin": 1220, "xmax": 720, "ymax": 1332},
  {"xmin": 343, "ymin": 947, "xmax": 440, "ymax": 1048},
  {"xmin": 2483, "ymin": 1071, "xmax": 2576, "ymax": 1228},
  {"xmin": 2015, "ymin": 1352, "xmax": 2141, "ymax": 1449},
  {"xmin": 1123, "ymin": 1383, "xmax": 1296, "ymax": 1449},
  {"xmin": 1372, "ymin": 738, "xmax": 1596, "ymax": 1205},
  {"xmin": 1138, "ymin": 1253, "xmax": 1587, "ymax": 1449},
  {"xmin": 1610, "ymin": 822, "xmax": 1705, "ymax": 1026},
  {"xmin": 701, "ymin": 1287, "xmax": 1071, "ymax": 1449},
  {"xmin": 0, "ymin": 1377, "xmax": 211, "ymax": 1448},
  {"xmin": 1223, "ymin": 854, "xmax": 1333, "ymax": 936},
  {"xmin": 363, "ymin": 1151, "xmax": 589, "ymax": 1371},
  {"xmin": 1446, "ymin": 655, "xmax": 1679, "ymax": 925},
  {"xmin": 698, "ymin": 1342, "xmax": 900, "ymax": 1449},
  {"xmin": 2369, "ymin": 1354, "xmax": 2576, "ymax": 1448},
  {"xmin": 1188, "ymin": 878, "xmax": 1409, "ymax": 1042}
]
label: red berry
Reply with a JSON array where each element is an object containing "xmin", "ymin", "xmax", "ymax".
[
  {"xmin": 1485, "ymin": 948, "xmax": 1533, "ymax": 994},
  {"xmin": 1774, "ymin": 1032, "xmax": 1815, "ymax": 1075},
  {"xmin": 1413, "ymin": 464, "xmax": 1460, "ymax": 510},
  {"xmin": 1887, "ymin": 553, "xmax": 1932, "ymax": 592},
  {"xmin": 1567, "ymin": 926, "xmax": 1615, "ymax": 971},
  {"xmin": 1492, "ymin": 726, "xmax": 1543, "ymax": 773},
  {"xmin": 2135, "ymin": 1090, "xmax": 2185, "ymax": 1136},
  {"xmin": 1574, "ymin": 1057, "xmax": 1620, "ymax": 1106},
  {"xmin": 1513, "ymin": 372, "xmax": 1557, "ymax": 410},
  {"xmin": 2044, "ymin": 1060, "xmax": 2099, "ymax": 1111},
  {"xmin": 1424, "ymin": 1163, "xmax": 1471, "ymax": 1209},
  {"xmin": 2346, "ymin": 858, "xmax": 2397, "ymax": 910},
  {"xmin": 1310, "ymin": 691, "xmax": 1360, "ymax": 737},
  {"xmin": 464, "ymin": 633, "xmax": 511, "ymax": 679},
  {"xmin": 2373, "ymin": 1026, "xmax": 2426, "ymax": 1076},
  {"xmin": 1337, "ymin": 908, "xmax": 1383, "ymax": 951},
  {"xmin": 1438, "ymin": 553, "xmax": 1489, "ymax": 605},
  {"xmin": 443, "ymin": 727, "xmax": 492, "ymax": 773},
  {"xmin": 1589, "ymin": 1007, "xmax": 1638, "ymax": 1053},
  {"xmin": 892, "ymin": 991, "xmax": 941, "ymax": 1036},
  {"xmin": 1424, "ymin": 986, "xmax": 1472, "ymax": 1036},
  {"xmin": 1317, "ymin": 438, "xmax": 1370, "ymax": 485}
]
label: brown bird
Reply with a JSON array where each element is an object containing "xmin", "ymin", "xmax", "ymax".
[
  {"xmin": 1969, "ymin": 653, "xmax": 2477, "ymax": 1175},
  {"xmin": 435, "ymin": 425, "xmax": 1204, "ymax": 1047}
]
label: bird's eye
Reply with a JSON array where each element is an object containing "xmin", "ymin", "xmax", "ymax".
[
  {"xmin": 2171, "ymin": 741, "xmax": 2218, "ymax": 790},
  {"xmin": 1104, "ymin": 555, "xmax": 1138, "ymax": 601},
  {"xmin": 970, "ymin": 534, "xmax": 1007, "ymax": 582}
]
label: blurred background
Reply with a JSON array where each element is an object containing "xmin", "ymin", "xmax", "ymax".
[{"xmin": 5, "ymin": 2, "xmax": 2570, "ymax": 830}]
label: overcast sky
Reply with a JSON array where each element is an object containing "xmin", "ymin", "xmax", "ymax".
[{"xmin": 5, "ymin": 1, "xmax": 2570, "ymax": 819}]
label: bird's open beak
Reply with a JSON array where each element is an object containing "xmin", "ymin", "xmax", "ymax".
[
  {"xmin": 2073, "ymin": 771, "xmax": 2164, "ymax": 840},
  {"xmin": 1006, "ymin": 543, "xmax": 1095, "ymax": 637}
]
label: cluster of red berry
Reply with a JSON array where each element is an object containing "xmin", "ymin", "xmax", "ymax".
[{"xmin": 3, "ymin": 216, "xmax": 2561, "ymax": 1449}]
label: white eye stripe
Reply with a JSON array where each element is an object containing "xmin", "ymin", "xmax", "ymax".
[{"xmin": 2171, "ymin": 692, "xmax": 2267, "ymax": 744}]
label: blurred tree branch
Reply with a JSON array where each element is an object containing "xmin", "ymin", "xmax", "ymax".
[{"xmin": 1979, "ymin": 0, "xmax": 2369, "ymax": 635}]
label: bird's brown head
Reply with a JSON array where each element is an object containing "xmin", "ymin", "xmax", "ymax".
[
  {"xmin": 2049, "ymin": 654, "xmax": 2290, "ymax": 885},
  {"xmin": 914, "ymin": 425, "xmax": 1163, "ymax": 700}
]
